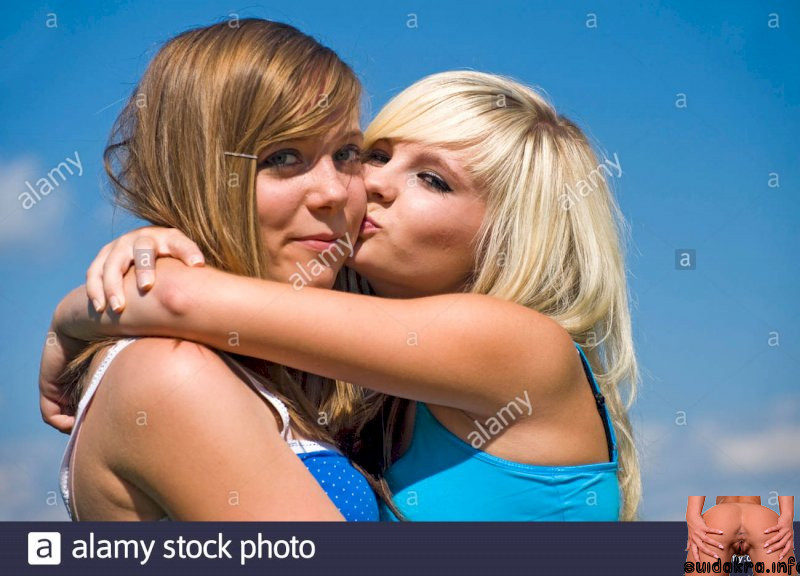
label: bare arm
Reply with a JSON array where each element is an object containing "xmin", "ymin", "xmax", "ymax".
[
  {"xmin": 687, "ymin": 496, "xmax": 706, "ymax": 518},
  {"xmin": 765, "ymin": 496, "xmax": 795, "ymax": 561},
  {"xmin": 83, "ymin": 338, "xmax": 343, "ymax": 520},
  {"xmin": 55, "ymin": 259, "xmax": 578, "ymax": 418},
  {"xmin": 777, "ymin": 496, "xmax": 795, "ymax": 520},
  {"xmin": 685, "ymin": 496, "xmax": 725, "ymax": 562}
]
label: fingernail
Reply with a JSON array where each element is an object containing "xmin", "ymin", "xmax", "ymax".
[
  {"xmin": 139, "ymin": 272, "xmax": 154, "ymax": 288},
  {"xmin": 92, "ymin": 299, "xmax": 102, "ymax": 312},
  {"xmin": 109, "ymin": 296, "xmax": 122, "ymax": 312},
  {"xmin": 714, "ymin": 554, "xmax": 719, "ymax": 559},
  {"xmin": 719, "ymin": 545, "xmax": 724, "ymax": 549},
  {"xmin": 768, "ymin": 549, "xmax": 772, "ymax": 553},
  {"xmin": 189, "ymin": 255, "xmax": 204, "ymax": 266}
]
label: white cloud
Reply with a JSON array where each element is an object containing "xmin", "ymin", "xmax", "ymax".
[
  {"xmin": 712, "ymin": 426, "xmax": 800, "ymax": 474},
  {"xmin": 0, "ymin": 155, "xmax": 71, "ymax": 250},
  {"xmin": 632, "ymin": 395, "xmax": 800, "ymax": 520}
]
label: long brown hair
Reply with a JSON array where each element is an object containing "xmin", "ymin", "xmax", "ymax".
[{"xmin": 62, "ymin": 18, "xmax": 395, "ymax": 512}]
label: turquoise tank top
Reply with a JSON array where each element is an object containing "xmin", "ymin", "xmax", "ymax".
[{"xmin": 379, "ymin": 343, "xmax": 620, "ymax": 521}]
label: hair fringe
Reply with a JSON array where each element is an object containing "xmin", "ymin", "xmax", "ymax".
[{"xmin": 364, "ymin": 71, "xmax": 641, "ymax": 519}]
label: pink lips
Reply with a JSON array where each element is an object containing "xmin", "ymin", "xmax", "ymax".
[
  {"xmin": 295, "ymin": 233, "xmax": 343, "ymax": 252},
  {"xmin": 359, "ymin": 214, "xmax": 381, "ymax": 237}
]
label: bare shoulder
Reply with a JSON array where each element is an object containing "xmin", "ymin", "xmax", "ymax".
[
  {"xmin": 77, "ymin": 337, "xmax": 343, "ymax": 520},
  {"xmin": 434, "ymin": 293, "xmax": 582, "ymax": 414},
  {"xmin": 502, "ymin": 303, "xmax": 583, "ymax": 396},
  {"xmin": 89, "ymin": 337, "xmax": 282, "ymax": 464},
  {"xmin": 99, "ymin": 338, "xmax": 268, "ymax": 410}
]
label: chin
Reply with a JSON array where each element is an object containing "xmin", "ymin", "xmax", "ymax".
[{"xmin": 347, "ymin": 246, "xmax": 373, "ymax": 277}]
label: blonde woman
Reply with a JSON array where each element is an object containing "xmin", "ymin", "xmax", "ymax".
[
  {"xmin": 42, "ymin": 72, "xmax": 640, "ymax": 520},
  {"xmin": 43, "ymin": 19, "xmax": 386, "ymax": 521}
]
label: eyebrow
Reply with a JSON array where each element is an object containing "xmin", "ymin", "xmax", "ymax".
[
  {"xmin": 414, "ymin": 150, "xmax": 464, "ymax": 187},
  {"xmin": 341, "ymin": 130, "xmax": 364, "ymax": 140},
  {"xmin": 258, "ymin": 129, "xmax": 363, "ymax": 158},
  {"xmin": 334, "ymin": 129, "xmax": 364, "ymax": 144}
]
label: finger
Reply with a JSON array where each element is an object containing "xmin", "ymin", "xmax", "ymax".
[
  {"xmin": 765, "ymin": 533, "xmax": 782, "ymax": 548},
  {"xmin": 692, "ymin": 543, "xmax": 700, "ymax": 563},
  {"xmin": 704, "ymin": 524, "xmax": 724, "ymax": 535},
  {"xmin": 766, "ymin": 534, "xmax": 790, "ymax": 555},
  {"xmin": 764, "ymin": 524, "xmax": 781, "ymax": 534},
  {"xmin": 163, "ymin": 230, "xmax": 204, "ymax": 267},
  {"xmin": 133, "ymin": 236, "xmax": 157, "ymax": 291},
  {"xmin": 40, "ymin": 397, "xmax": 75, "ymax": 434},
  {"xmin": 103, "ymin": 238, "xmax": 139, "ymax": 312},
  {"xmin": 86, "ymin": 243, "xmax": 114, "ymax": 312},
  {"xmin": 699, "ymin": 544, "xmax": 720, "ymax": 559},
  {"xmin": 48, "ymin": 414, "xmax": 75, "ymax": 434},
  {"xmin": 778, "ymin": 541, "xmax": 793, "ymax": 561},
  {"xmin": 694, "ymin": 536, "xmax": 720, "ymax": 559},
  {"xmin": 702, "ymin": 535, "xmax": 724, "ymax": 550}
]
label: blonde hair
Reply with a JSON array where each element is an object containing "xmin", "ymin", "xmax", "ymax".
[
  {"xmin": 363, "ymin": 71, "xmax": 641, "ymax": 520},
  {"xmin": 63, "ymin": 19, "xmax": 392, "ymax": 505}
]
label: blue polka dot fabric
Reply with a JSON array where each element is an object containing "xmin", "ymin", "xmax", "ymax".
[{"xmin": 295, "ymin": 450, "xmax": 379, "ymax": 521}]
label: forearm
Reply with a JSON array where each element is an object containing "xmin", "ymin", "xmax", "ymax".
[
  {"xmin": 55, "ymin": 274, "xmax": 179, "ymax": 344},
  {"xmin": 778, "ymin": 496, "xmax": 795, "ymax": 520},
  {"xmin": 55, "ymin": 285, "xmax": 120, "ymax": 342},
  {"xmin": 153, "ymin": 259, "xmax": 566, "ymax": 415},
  {"xmin": 687, "ymin": 496, "xmax": 706, "ymax": 518}
]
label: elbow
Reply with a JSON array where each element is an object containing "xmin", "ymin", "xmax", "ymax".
[{"xmin": 53, "ymin": 286, "xmax": 89, "ymax": 337}]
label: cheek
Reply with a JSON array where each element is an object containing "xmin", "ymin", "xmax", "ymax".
[
  {"xmin": 255, "ymin": 175, "xmax": 302, "ymax": 236},
  {"xmin": 346, "ymin": 175, "xmax": 367, "ymax": 227},
  {"xmin": 402, "ymin": 195, "xmax": 483, "ymax": 260}
]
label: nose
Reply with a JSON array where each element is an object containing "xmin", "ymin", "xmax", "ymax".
[
  {"xmin": 364, "ymin": 163, "xmax": 399, "ymax": 204},
  {"xmin": 305, "ymin": 157, "xmax": 350, "ymax": 212}
]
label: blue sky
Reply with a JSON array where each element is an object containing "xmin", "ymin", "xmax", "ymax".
[{"xmin": 0, "ymin": 1, "xmax": 797, "ymax": 520}]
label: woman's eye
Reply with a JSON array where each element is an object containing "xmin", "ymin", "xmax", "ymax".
[
  {"xmin": 334, "ymin": 145, "xmax": 362, "ymax": 164},
  {"xmin": 262, "ymin": 150, "xmax": 301, "ymax": 168},
  {"xmin": 364, "ymin": 149, "xmax": 390, "ymax": 165},
  {"xmin": 419, "ymin": 172, "xmax": 453, "ymax": 193}
]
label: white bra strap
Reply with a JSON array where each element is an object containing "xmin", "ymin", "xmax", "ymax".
[
  {"xmin": 60, "ymin": 337, "xmax": 137, "ymax": 521},
  {"xmin": 217, "ymin": 353, "xmax": 292, "ymax": 440},
  {"xmin": 288, "ymin": 439, "xmax": 340, "ymax": 455},
  {"xmin": 74, "ymin": 338, "xmax": 136, "ymax": 422}
]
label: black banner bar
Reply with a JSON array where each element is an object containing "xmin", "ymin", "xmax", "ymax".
[{"xmin": 7, "ymin": 521, "xmax": 796, "ymax": 575}]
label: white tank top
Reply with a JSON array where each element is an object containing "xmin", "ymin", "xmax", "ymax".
[{"xmin": 59, "ymin": 338, "xmax": 339, "ymax": 520}]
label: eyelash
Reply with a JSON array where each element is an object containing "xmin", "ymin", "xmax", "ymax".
[
  {"xmin": 260, "ymin": 150, "xmax": 301, "ymax": 169},
  {"xmin": 419, "ymin": 172, "xmax": 452, "ymax": 193},
  {"xmin": 365, "ymin": 149, "xmax": 453, "ymax": 194},
  {"xmin": 334, "ymin": 145, "xmax": 363, "ymax": 165},
  {"xmin": 260, "ymin": 145, "xmax": 363, "ymax": 171}
]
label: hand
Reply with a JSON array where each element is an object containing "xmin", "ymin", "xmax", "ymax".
[
  {"xmin": 686, "ymin": 511, "xmax": 725, "ymax": 562},
  {"xmin": 87, "ymin": 226, "xmax": 204, "ymax": 314},
  {"xmin": 38, "ymin": 316, "xmax": 87, "ymax": 434},
  {"xmin": 764, "ymin": 513, "xmax": 795, "ymax": 561}
]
